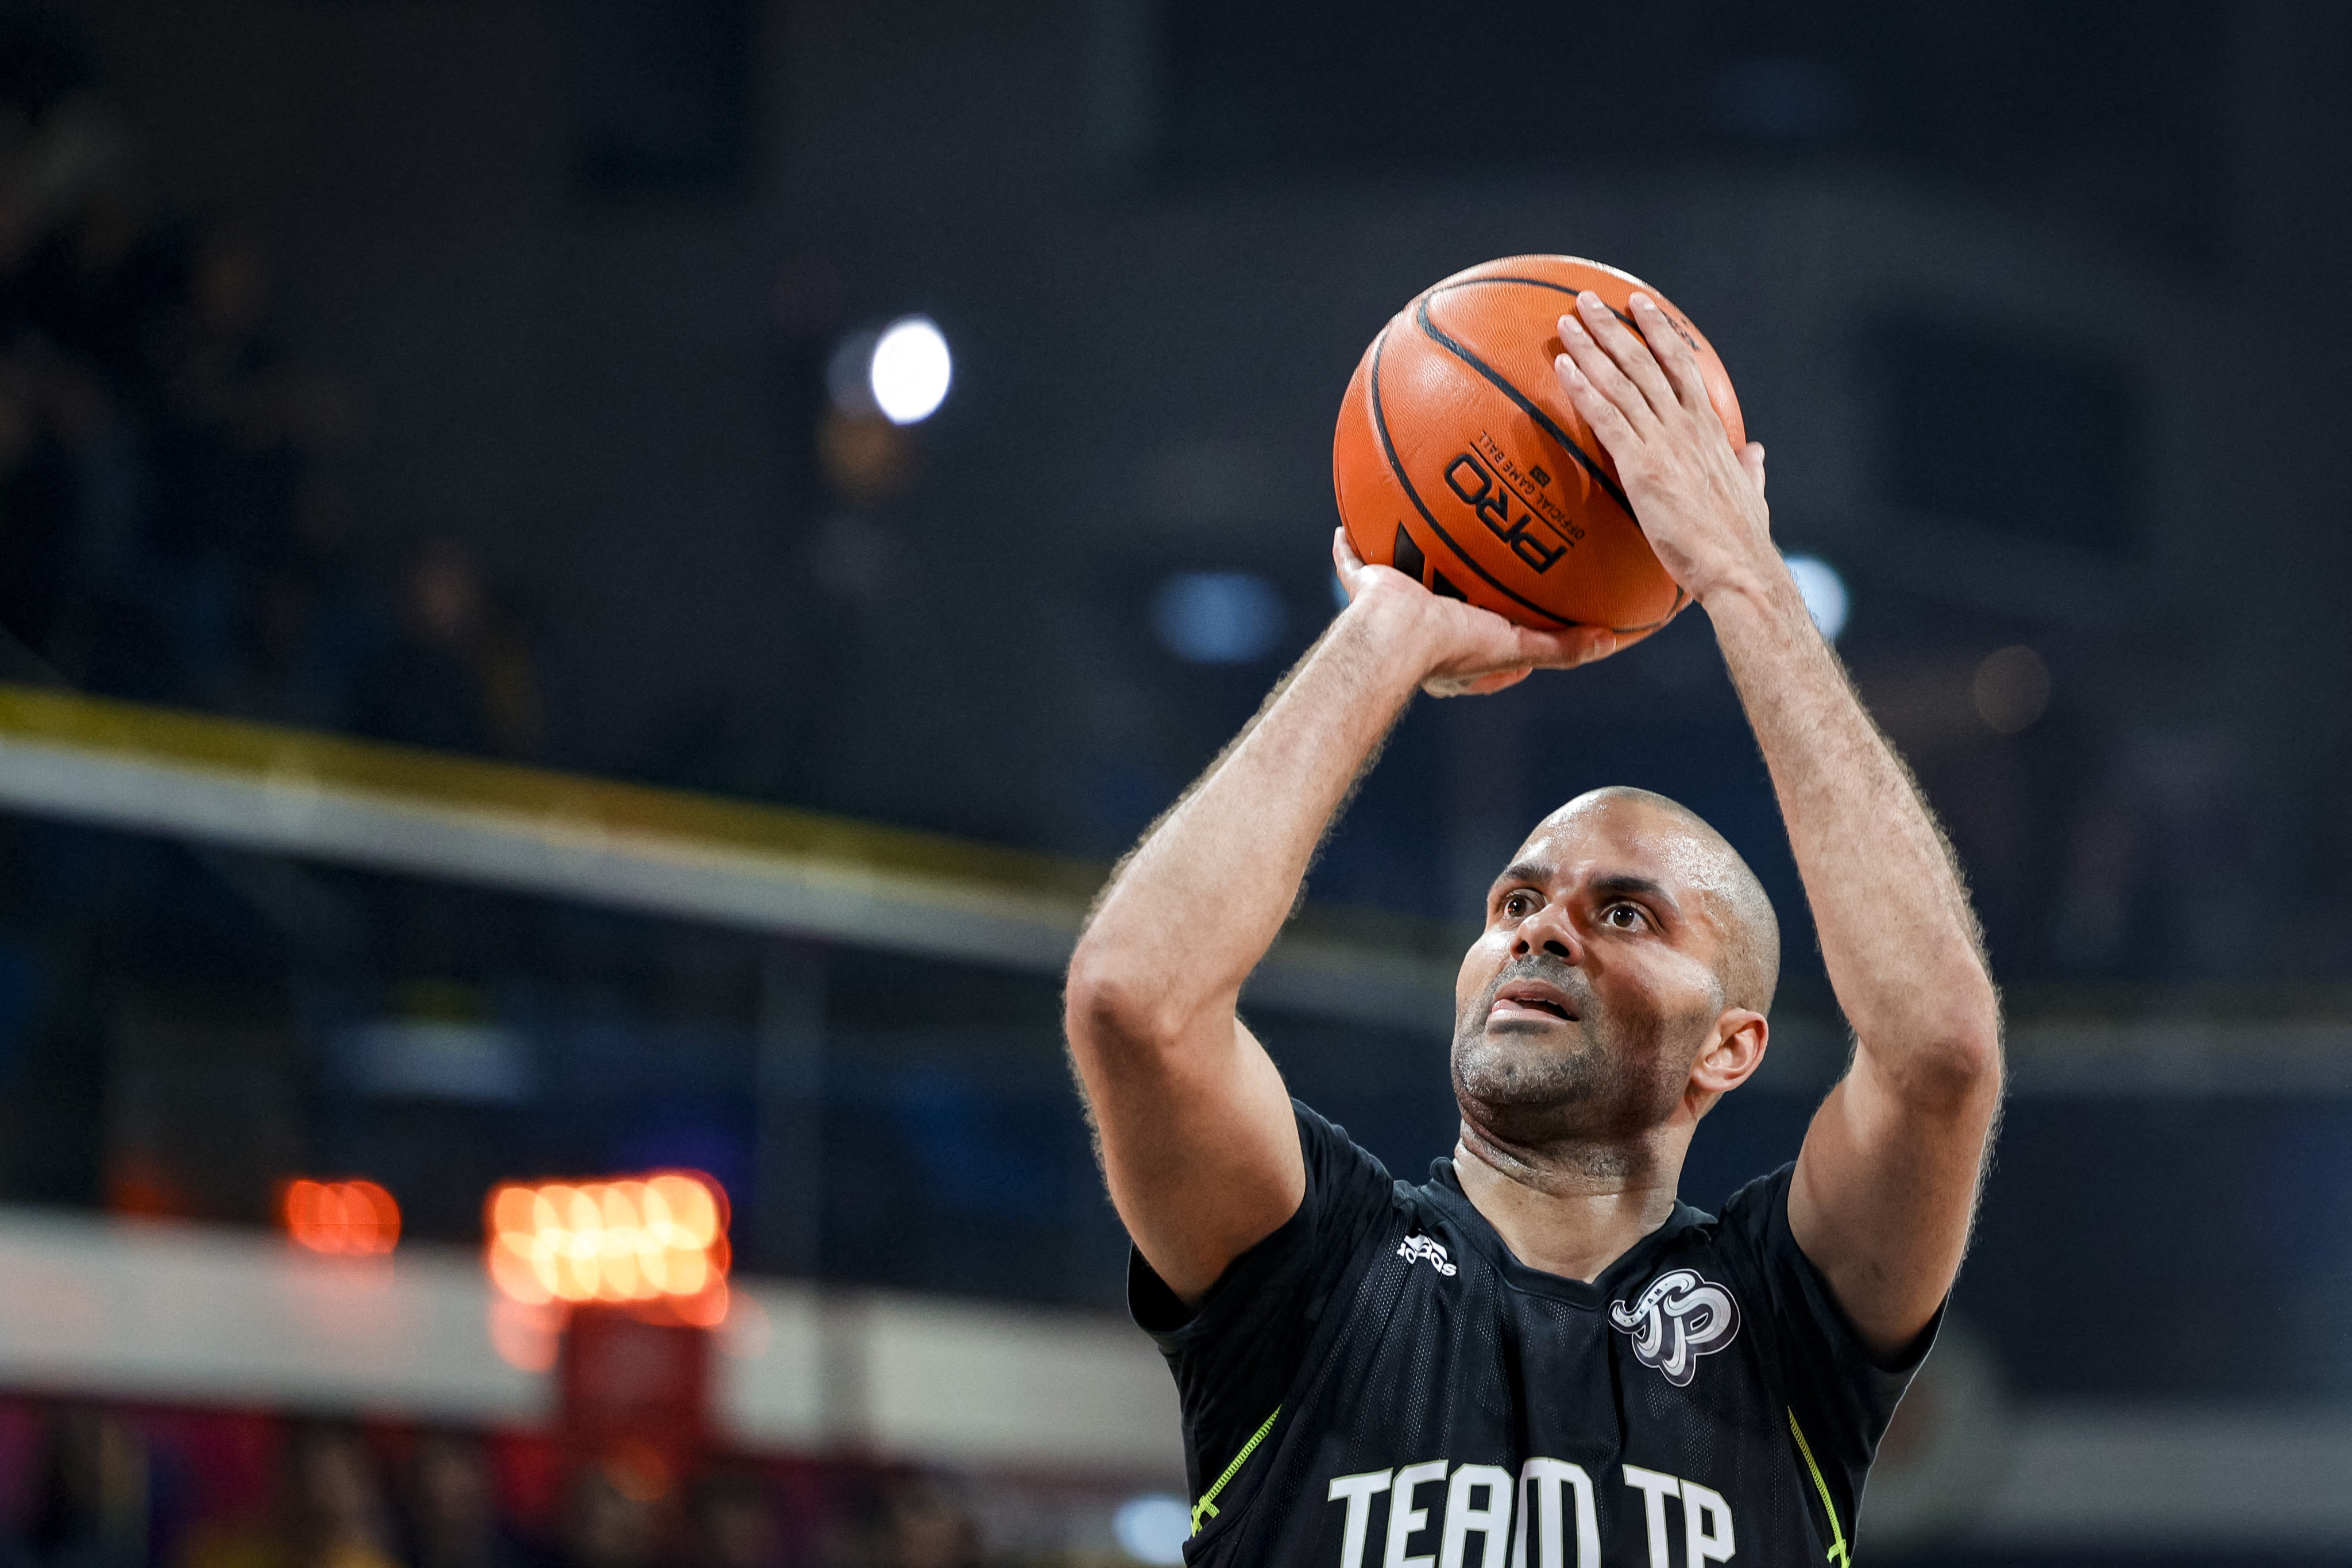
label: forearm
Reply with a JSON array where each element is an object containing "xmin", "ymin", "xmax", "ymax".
[
  {"xmin": 1546, "ymin": 286, "xmax": 1994, "ymax": 1343},
  {"xmin": 1705, "ymin": 574, "xmax": 1999, "ymax": 1080},
  {"xmin": 1070, "ymin": 594, "xmax": 1435, "ymax": 1036}
]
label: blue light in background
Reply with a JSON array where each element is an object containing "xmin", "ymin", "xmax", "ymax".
[
  {"xmin": 1153, "ymin": 571, "xmax": 1285, "ymax": 663},
  {"xmin": 1783, "ymin": 553, "xmax": 1849, "ymax": 642},
  {"xmin": 1113, "ymin": 1494, "xmax": 1191, "ymax": 1564}
]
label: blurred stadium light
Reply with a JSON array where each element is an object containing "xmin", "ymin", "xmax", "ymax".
[
  {"xmin": 486, "ymin": 1171, "xmax": 729, "ymax": 1322},
  {"xmin": 826, "ymin": 315, "xmax": 953, "ymax": 426},
  {"xmin": 869, "ymin": 315, "xmax": 954, "ymax": 424},
  {"xmin": 1973, "ymin": 643, "xmax": 2052, "ymax": 733},
  {"xmin": 280, "ymin": 1177, "xmax": 400, "ymax": 1256},
  {"xmin": 1113, "ymin": 1493, "xmax": 1191, "ymax": 1563},
  {"xmin": 1151, "ymin": 570, "xmax": 1285, "ymax": 663},
  {"xmin": 1783, "ymin": 553, "xmax": 1849, "ymax": 642}
]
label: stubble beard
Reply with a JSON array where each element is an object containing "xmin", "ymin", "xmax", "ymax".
[{"xmin": 1450, "ymin": 960, "xmax": 1695, "ymax": 1176}]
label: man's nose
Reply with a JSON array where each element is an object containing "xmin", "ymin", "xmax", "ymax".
[{"xmin": 1512, "ymin": 902, "xmax": 1581, "ymax": 965}]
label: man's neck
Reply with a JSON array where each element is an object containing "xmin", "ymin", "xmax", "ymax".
[{"xmin": 1451, "ymin": 1121, "xmax": 1685, "ymax": 1283}]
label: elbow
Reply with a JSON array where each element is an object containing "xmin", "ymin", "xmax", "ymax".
[
  {"xmin": 1064, "ymin": 951, "xmax": 1184, "ymax": 1067},
  {"xmin": 1860, "ymin": 967, "xmax": 2003, "ymax": 1112},
  {"xmin": 1938, "ymin": 1021, "xmax": 2005, "ymax": 1095},
  {"xmin": 1065, "ymin": 920, "xmax": 1241, "ymax": 1073},
  {"xmin": 1899, "ymin": 1007, "xmax": 2005, "ymax": 1114},
  {"xmin": 1953, "ymin": 972, "xmax": 2006, "ymax": 1084}
]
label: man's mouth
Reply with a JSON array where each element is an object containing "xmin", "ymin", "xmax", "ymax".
[{"xmin": 1490, "ymin": 982, "xmax": 1577, "ymax": 1022}]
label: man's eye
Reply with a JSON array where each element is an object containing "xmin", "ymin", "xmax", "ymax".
[
  {"xmin": 1501, "ymin": 892, "xmax": 1536, "ymax": 918},
  {"xmin": 1604, "ymin": 903, "xmax": 1644, "ymax": 929}
]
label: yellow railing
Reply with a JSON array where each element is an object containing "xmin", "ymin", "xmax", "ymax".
[{"xmin": 0, "ymin": 685, "xmax": 1459, "ymax": 1023}]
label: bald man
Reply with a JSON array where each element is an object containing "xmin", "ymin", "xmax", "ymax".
[{"xmin": 1065, "ymin": 288, "xmax": 2002, "ymax": 1567}]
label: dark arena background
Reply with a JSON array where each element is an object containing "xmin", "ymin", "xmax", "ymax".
[{"xmin": 0, "ymin": 1, "xmax": 2345, "ymax": 1563}]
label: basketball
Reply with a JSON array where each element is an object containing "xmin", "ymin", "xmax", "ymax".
[{"xmin": 1333, "ymin": 255, "xmax": 1746, "ymax": 639}]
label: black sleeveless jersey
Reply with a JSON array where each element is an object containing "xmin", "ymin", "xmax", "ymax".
[{"xmin": 1130, "ymin": 1103, "xmax": 1934, "ymax": 1567}]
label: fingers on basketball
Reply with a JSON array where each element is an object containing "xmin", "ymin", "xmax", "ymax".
[{"xmin": 1330, "ymin": 255, "xmax": 1744, "ymax": 642}]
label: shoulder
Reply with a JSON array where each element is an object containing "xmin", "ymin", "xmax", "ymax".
[
  {"xmin": 1686, "ymin": 1161, "xmax": 1938, "ymax": 1381},
  {"xmin": 1132, "ymin": 1100, "xmax": 1405, "ymax": 1343},
  {"xmin": 1711, "ymin": 1161, "xmax": 1797, "ymax": 1251},
  {"xmin": 1292, "ymin": 1099, "xmax": 1399, "ymax": 1198},
  {"xmin": 1675, "ymin": 1163, "xmax": 1818, "ymax": 1320},
  {"xmin": 1131, "ymin": 1102, "xmax": 1416, "ymax": 1511}
]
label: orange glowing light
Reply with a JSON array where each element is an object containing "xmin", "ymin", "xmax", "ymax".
[
  {"xmin": 482, "ymin": 1171, "xmax": 730, "ymax": 1319},
  {"xmin": 283, "ymin": 1178, "xmax": 401, "ymax": 1255},
  {"xmin": 487, "ymin": 1296, "xmax": 563, "ymax": 1373}
]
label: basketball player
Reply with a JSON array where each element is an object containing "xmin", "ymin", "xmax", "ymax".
[{"xmin": 1065, "ymin": 289, "xmax": 2002, "ymax": 1565}]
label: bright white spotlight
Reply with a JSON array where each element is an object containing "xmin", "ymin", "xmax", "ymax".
[
  {"xmin": 868, "ymin": 315, "xmax": 952, "ymax": 424},
  {"xmin": 1112, "ymin": 1494, "xmax": 1190, "ymax": 1565},
  {"xmin": 1783, "ymin": 553, "xmax": 1849, "ymax": 642}
]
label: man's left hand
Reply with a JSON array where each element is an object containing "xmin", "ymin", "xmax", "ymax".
[{"xmin": 1550, "ymin": 291, "xmax": 1778, "ymax": 608}]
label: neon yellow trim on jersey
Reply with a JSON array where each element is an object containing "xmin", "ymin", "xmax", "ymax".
[
  {"xmin": 1787, "ymin": 1407, "xmax": 1851, "ymax": 1567},
  {"xmin": 1191, "ymin": 1405, "xmax": 1281, "ymax": 1536}
]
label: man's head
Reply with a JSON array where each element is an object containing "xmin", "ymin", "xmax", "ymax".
[{"xmin": 1451, "ymin": 787, "xmax": 1779, "ymax": 1167}]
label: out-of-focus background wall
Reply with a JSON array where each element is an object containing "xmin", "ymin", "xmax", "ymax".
[{"xmin": 0, "ymin": 1, "xmax": 2346, "ymax": 1562}]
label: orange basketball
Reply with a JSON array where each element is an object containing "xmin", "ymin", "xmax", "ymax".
[{"xmin": 1333, "ymin": 255, "xmax": 1745, "ymax": 639}]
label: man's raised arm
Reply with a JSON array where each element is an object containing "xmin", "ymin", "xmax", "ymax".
[
  {"xmin": 1064, "ymin": 539, "xmax": 1614, "ymax": 1306},
  {"xmin": 1551, "ymin": 289, "xmax": 2003, "ymax": 1355}
]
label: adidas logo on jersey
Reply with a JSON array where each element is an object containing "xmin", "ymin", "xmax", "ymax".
[
  {"xmin": 1609, "ymin": 1268, "xmax": 1741, "ymax": 1386},
  {"xmin": 1396, "ymin": 1234, "xmax": 1457, "ymax": 1276}
]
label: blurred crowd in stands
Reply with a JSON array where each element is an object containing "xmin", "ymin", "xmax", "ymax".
[
  {"xmin": 0, "ymin": 14, "xmax": 542, "ymax": 760},
  {"xmin": 1, "ymin": 1404, "xmax": 988, "ymax": 1568}
]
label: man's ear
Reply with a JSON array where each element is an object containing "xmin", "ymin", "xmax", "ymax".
[{"xmin": 1691, "ymin": 1010, "xmax": 1768, "ymax": 1099}]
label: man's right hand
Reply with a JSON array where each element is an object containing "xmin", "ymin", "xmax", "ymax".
[{"xmin": 1331, "ymin": 527, "xmax": 1620, "ymax": 696}]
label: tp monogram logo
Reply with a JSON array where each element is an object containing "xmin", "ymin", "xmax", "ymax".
[{"xmin": 1609, "ymin": 1269, "xmax": 1741, "ymax": 1386}]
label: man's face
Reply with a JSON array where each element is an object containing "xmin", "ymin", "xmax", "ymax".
[{"xmin": 1451, "ymin": 797, "xmax": 1739, "ymax": 1151}]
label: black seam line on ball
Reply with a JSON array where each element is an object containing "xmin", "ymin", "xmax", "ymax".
[
  {"xmin": 1436, "ymin": 275, "xmax": 1639, "ymax": 331},
  {"xmin": 1391, "ymin": 523, "xmax": 1429, "ymax": 585},
  {"xmin": 1427, "ymin": 279, "xmax": 1693, "ymax": 637},
  {"xmin": 1415, "ymin": 291, "xmax": 1639, "ymax": 524},
  {"xmin": 1368, "ymin": 324, "xmax": 1576, "ymax": 630},
  {"xmin": 1629, "ymin": 584, "xmax": 1687, "ymax": 634}
]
